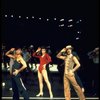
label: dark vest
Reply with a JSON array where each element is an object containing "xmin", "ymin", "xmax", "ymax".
[{"xmin": 12, "ymin": 60, "xmax": 22, "ymax": 77}]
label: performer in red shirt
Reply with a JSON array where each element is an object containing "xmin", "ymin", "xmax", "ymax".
[{"xmin": 33, "ymin": 47, "xmax": 53, "ymax": 98}]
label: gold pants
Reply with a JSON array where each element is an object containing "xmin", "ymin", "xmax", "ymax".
[{"xmin": 64, "ymin": 74, "xmax": 85, "ymax": 100}]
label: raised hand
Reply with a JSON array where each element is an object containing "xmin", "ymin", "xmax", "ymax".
[
  {"xmin": 36, "ymin": 47, "xmax": 41, "ymax": 52},
  {"xmin": 10, "ymin": 48, "xmax": 15, "ymax": 51},
  {"xmin": 61, "ymin": 48, "xmax": 66, "ymax": 52}
]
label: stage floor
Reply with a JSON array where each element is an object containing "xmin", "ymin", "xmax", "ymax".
[
  {"xmin": 1, "ymin": 97, "xmax": 99, "ymax": 100},
  {"xmin": 2, "ymin": 71, "xmax": 99, "ymax": 100}
]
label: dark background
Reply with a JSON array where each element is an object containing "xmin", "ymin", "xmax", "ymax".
[
  {"xmin": 1, "ymin": 0, "xmax": 99, "ymax": 48},
  {"xmin": 0, "ymin": 0, "xmax": 99, "ymax": 96}
]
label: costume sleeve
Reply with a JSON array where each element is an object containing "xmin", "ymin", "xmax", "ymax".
[
  {"xmin": 32, "ymin": 52, "xmax": 41, "ymax": 58},
  {"xmin": 46, "ymin": 54, "xmax": 52, "ymax": 64}
]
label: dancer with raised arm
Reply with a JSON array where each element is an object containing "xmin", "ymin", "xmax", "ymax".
[
  {"xmin": 33, "ymin": 47, "xmax": 53, "ymax": 98},
  {"xmin": 56, "ymin": 45, "xmax": 85, "ymax": 100},
  {"xmin": 5, "ymin": 48, "xmax": 29, "ymax": 100}
]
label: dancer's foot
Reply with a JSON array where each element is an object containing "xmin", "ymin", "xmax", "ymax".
[
  {"xmin": 36, "ymin": 93, "xmax": 43, "ymax": 97},
  {"xmin": 50, "ymin": 93, "xmax": 53, "ymax": 98}
]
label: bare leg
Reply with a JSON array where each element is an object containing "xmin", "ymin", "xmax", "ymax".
[
  {"xmin": 36, "ymin": 70, "xmax": 43, "ymax": 96},
  {"xmin": 42, "ymin": 69, "xmax": 53, "ymax": 98}
]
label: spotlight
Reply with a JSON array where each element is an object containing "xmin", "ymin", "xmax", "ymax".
[
  {"xmin": 68, "ymin": 25, "xmax": 73, "ymax": 27},
  {"xmin": 29, "ymin": 45, "xmax": 34, "ymax": 49},
  {"xmin": 30, "ymin": 45, "xmax": 34, "ymax": 48},
  {"xmin": 39, "ymin": 18, "xmax": 41, "ymax": 20},
  {"xmin": 26, "ymin": 17, "xmax": 28, "ymax": 19},
  {"xmin": 19, "ymin": 16, "xmax": 21, "ymax": 18},
  {"xmin": 32, "ymin": 16, "xmax": 34, "ymax": 18},
  {"xmin": 59, "ymin": 24, "xmax": 64, "ymax": 27},
  {"xmin": 11, "ymin": 15, "xmax": 13, "ymax": 17},
  {"xmin": 60, "ymin": 24, "xmax": 64, "ymax": 27},
  {"xmin": 79, "ymin": 19, "xmax": 82, "ymax": 22},
  {"xmin": 5, "ymin": 15, "xmax": 7, "ymax": 17},
  {"xmin": 68, "ymin": 19, "xmax": 73, "ymax": 22},
  {"xmin": 47, "ymin": 19, "xmax": 49, "ymax": 21},
  {"xmin": 54, "ymin": 18, "xmax": 56, "ymax": 20},
  {"xmin": 77, "ymin": 31, "xmax": 80, "ymax": 33},
  {"xmin": 76, "ymin": 37, "xmax": 80, "ymax": 40},
  {"xmin": 77, "ymin": 31, "xmax": 81, "ymax": 34},
  {"xmin": 60, "ymin": 19, "xmax": 64, "ymax": 21}
]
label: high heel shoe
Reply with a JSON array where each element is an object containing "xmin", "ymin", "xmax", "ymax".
[
  {"xmin": 50, "ymin": 94, "xmax": 53, "ymax": 99},
  {"xmin": 36, "ymin": 93, "xmax": 43, "ymax": 97}
]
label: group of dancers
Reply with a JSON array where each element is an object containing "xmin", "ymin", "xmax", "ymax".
[{"xmin": 5, "ymin": 45, "xmax": 85, "ymax": 100}]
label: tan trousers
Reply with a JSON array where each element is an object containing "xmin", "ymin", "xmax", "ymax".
[{"xmin": 64, "ymin": 74, "xmax": 85, "ymax": 100}]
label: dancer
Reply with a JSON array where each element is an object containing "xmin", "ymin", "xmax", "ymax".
[
  {"xmin": 59, "ymin": 61, "xmax": 85, "ymax": 93},
  {"xmin": 56, "ymin": 45, "xmax": 85, "ymax": 100},
  {"xmin": 72, "ymin": 51, "xmax": 85, "ymax": 92},
  {"xmin": 5, "ymin": 48, "xmax": 29, "ymax": 100},
  {"xmin": 32, "ymin": 47, "xmax": 53, "ymax": 98},
  {"xmin": 87, "ymin": 47, "xmax": 99, "ymax": 96}
]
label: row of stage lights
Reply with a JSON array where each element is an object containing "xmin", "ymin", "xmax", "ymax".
[
  {"xmin": 3, "ymin": 14, "xmax": 82, "ymax": 40},
  {"xmin": 4, "ymin": 14, "xmax": 82, "ymax": 28}
]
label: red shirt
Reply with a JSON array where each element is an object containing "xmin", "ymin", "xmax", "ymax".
[{"xmin": 33, "ymin": 52, "xmax": 52, "ymax": 65}]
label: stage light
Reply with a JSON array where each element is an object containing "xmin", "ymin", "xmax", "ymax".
[
  {"xmin": 60, "ymin": 19, "xmax": 64, "ymax": 21},
  {"xmin": 76, "ymin": 37, "xmax": 80, "ymax": 40},
  {"xmin": 77, "ymin": 31, "xmax": 80, "ymax": 33},
  {"xmin": 5, "ymin": 15, "xmax": 7, "ymax": 17},
  {"xmin": 77, "ymin": 31, "xmax": 81, "ymax": 34},
  {"xmin": 60, "ymin": 24, "xmax": 64, "ymax": 27},
  {"xmin": 68, "ymin": 24, "xmax": 73, "ymax": 27},
  {"xmin": 54, "ymin": 18, "xmax": 56, "ymax": 20},
  {"xmin": 26, "ymin": 17, "xmax": 28, "ymax": 19},
  {"xmin": 39, "ymin": 18, "xmax": 41, "ymax": 20},
  {"xmin": 29, "ymin": 45, "xmax": 34, "ymax": 48},
  {"xmin": 47, "ymin": 19, "xmax": 49, "ymax": 21},
  {"xmin": 32, "ymin": 16, "xmax": 34, "ymax": 18},
  {"xmin": 11, "ymin": 15, "xmax": 13, "ymax": 17},
  {"xmin": 68, "ymin": 19, "xmax": 73, "ymax": 22},
  {"xmin": 19, "ymin": 16, "xmax": 21, "ymax": 18},
  {"xmin": 59, "ymin": 24, "xmax": 64, "ymax": 27}
]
